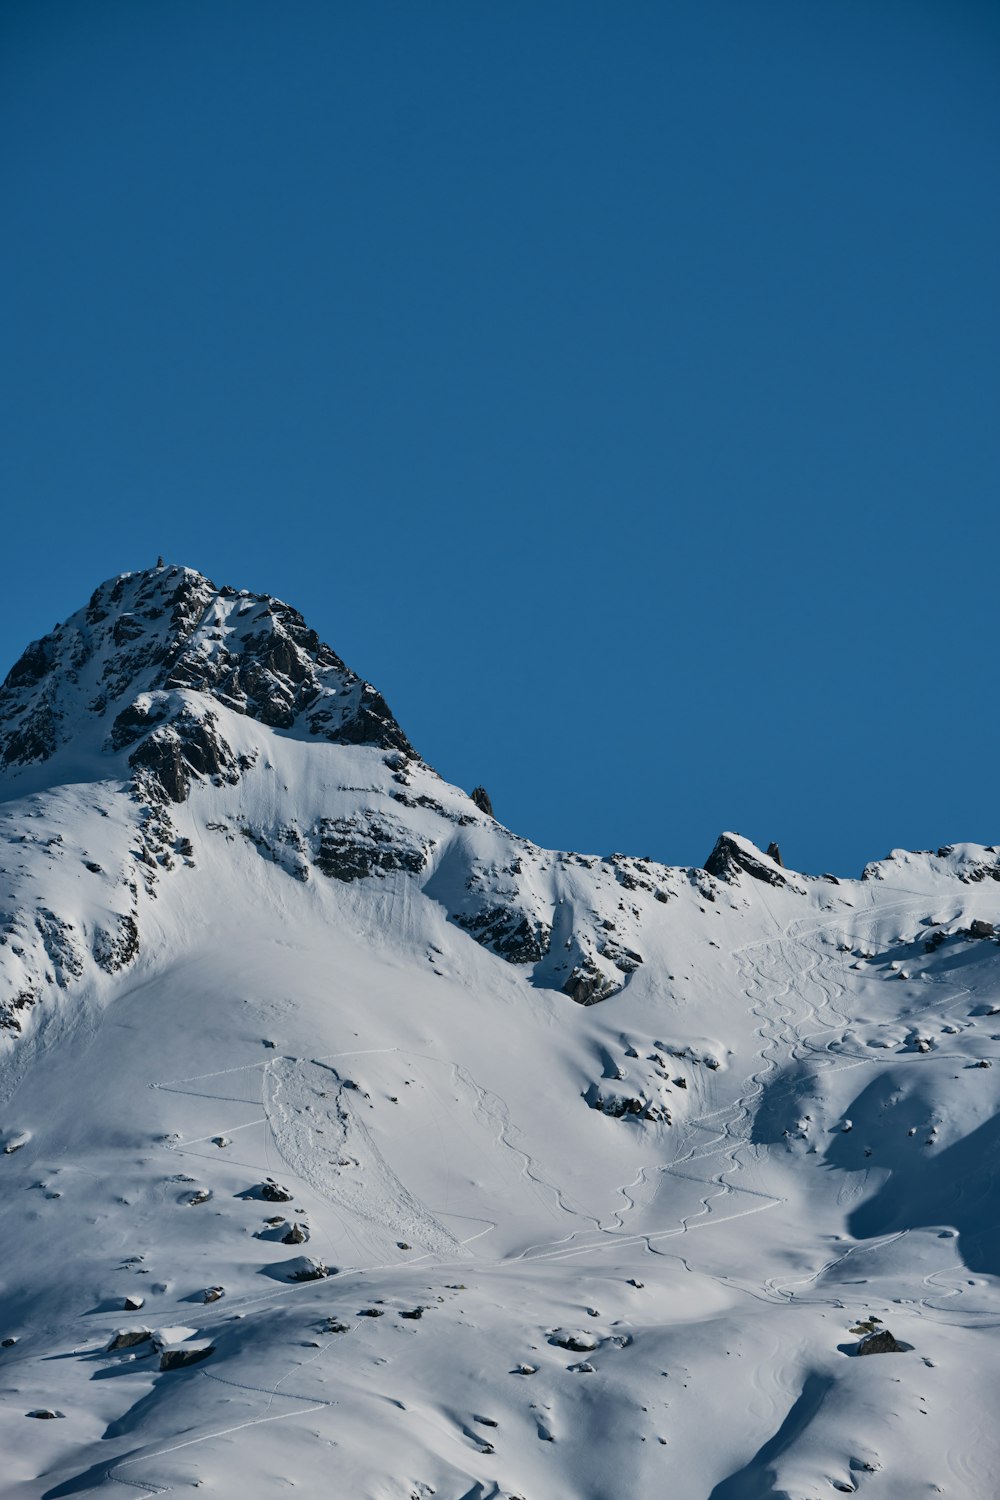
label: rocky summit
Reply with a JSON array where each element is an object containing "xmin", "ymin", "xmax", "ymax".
[{"xmin": 1, "ymin": 564, "xmax": 999, "ymax": 1498}]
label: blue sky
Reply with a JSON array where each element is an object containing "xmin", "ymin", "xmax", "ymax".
[{"xmin": 2, "ymin": 0, "xmax": 998, "ymax": 875}]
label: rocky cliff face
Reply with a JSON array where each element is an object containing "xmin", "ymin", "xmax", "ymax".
[
  {"xmin": 0, "ymin": 565, "xmax": 675, "ymax": 1031},
  {"xmin": 2, "ymin": 564, "xmax": 996, "ymax": 1045},
  {"xmin": 0, "ymin": 564, "xmax": 414, "ymax": 794}
]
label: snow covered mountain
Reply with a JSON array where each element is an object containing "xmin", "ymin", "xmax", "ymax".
[{"xmin": 1, "ymin": 563, "xmax": 999, "ymax": 1499}]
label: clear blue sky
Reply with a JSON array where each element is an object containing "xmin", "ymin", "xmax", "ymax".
[{"xmin": 2, "ymin": 0, "xmax": 998, "ymax": 875}]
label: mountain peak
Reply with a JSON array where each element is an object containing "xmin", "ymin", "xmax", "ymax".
[{"xmin": 0, "ymin": 563, "xmax": 414, "ymax": 796}]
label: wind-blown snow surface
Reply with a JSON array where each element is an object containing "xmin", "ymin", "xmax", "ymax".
[{"xmin": 1, "ymin": 567, "xmax": 999, "ymax": 1498}]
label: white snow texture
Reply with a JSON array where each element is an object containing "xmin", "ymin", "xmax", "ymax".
[{"xmin": 0, "ymin": 564, "xmax": 998, "ymax": 1499}]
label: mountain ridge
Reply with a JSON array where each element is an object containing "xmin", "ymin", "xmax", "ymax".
[{"xmin": 2, "ymin": 564, "xmax": 1000, "ymax": 1498}]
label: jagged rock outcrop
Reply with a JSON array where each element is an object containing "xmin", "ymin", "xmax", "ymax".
[
  {"xmin": 313, "ymin": 813, "xmax": 430, "ymax": 882},
  {"xmin": 0, "ymin": 564, "xmax": 415, "ymax": 785},
  {"xmin": 705, "ymin": 833, "xmax": 801, "ymax": 891},
  {"xmin": 857, "ymin": 1328, "xmax": 907, "ymax": 1355},
  {"xmin": 454, "ymin": 905, "xmax": 551, "ymax": 965}
]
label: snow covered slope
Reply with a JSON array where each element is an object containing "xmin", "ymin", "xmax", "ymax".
[{"xmin": 1, "ymin": 564, "xmax": 999, "ymax": 1499}]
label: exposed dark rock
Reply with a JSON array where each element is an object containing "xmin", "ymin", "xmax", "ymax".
[
  {"xmin": 109, "ymin": 698, "xmax": 169, "ymax": 751},
  {"xmin": 470, "ymin": 785, "xmax": 494, "ymax": 817},
  {"xmin": 0, "ymin": 564, "xmax": 418, "ymax": 779},
  {"xmin": 284, "ymin": 1256, "xmax": 330, "ymax": 1282},
  {"xmin": 258, "ymin": 1181, "xmax": 293, "ymax": 1203},
  {"xmin": 93, "ymin": 914, "xmax": 139, "ymax": 974},
  {"xmin": 35, "ymin": 910, "xmax": 84, "ymax": 986},
  {"xmin": 550, "ymin": 1329, "xmax": 599, "ymax": 1352},
  {"xmin": 454, "ymin": 905, "xmax": 551, "ymax": 965},
  {"xmin": 856, "ymin": 1328, "xmax": 907, "ymax": 1355},
  {"xmin": 970, "ymin": 919, "xmax": 995, "ymax": 939},
  {"xmin": 107, "ymin": 1328, "xmax": 152, "ymax": 1352},
  {"xmin": 315, "ymin": 682, "xmax": 414, "ymax": 757},
  {"xmin": 128, "ymin": 708, "xmax": 241, "ymax": 804},
  {"xmin": 26, "ymin": 1408, "xmax": 65, "ymax": 1419},
  {"xmin": 202, "ymin": 1286, "xmax": 224, "ymax": 1303},
  {"xmin": 313, "ymin": 813, "xmax": 429, "ymax": 882},
  {"xmin": 704, "ymin": 833, "xmax": 799, "ymax": 890},
  {"xmin": 598, "ymin": 937, "xmax": 643, "ymax": 975},
  {"xmin": 399, "ymin": 1306, "xmax": 425, "ymax": 1319},
  {"xmin": 766, "ymin": 841, "xmax": 784, "ymax": 866},
  {"xmin": 159, "ymin": 1343, "xmax": 214, "ymax": 1371},
  {"xmin": 282, "ymin": 1222, "xmax": 309, "ymax": 1245},
  {"xmin": 123, "ymin": 1294, "xmax": 145, "ymax": 1312},
  {"xmin": 0, "ymin": 701, "xmax": 60, "ymax": 769},
  {"xmin": 2, "ymin": 639, "xmax": 52, "ymax": 692},
  {"xmin": 564, "ymin": 958, "xmax": 618, "ymax": 1007}
]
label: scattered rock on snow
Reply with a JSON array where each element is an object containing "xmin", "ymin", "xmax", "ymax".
[
  {"xmin": 857, "ymin": 1328, "xmax": 908, "ymax": 1355},
  {"xmin": 151, "ymin": 1327, "xmax": 199, "ymax": 1350},
  {"xmin": 258, "ymin": 1180, "xmax": 293, "ymax": 1203},
  {"xmin": 107, "ymin": 1328, "xmax": 152, "ymax": 1352},
  {"xmin": 159, "ymin": 1341, "xmax": 215, "ymax": 1371},
  {"xmin": 123, "ymin": 1294, "xmax": 145, "ymax": 1312},
  {"xmin": 282, "ymin": 1222, "xmax": 309, "ymax": 1244},
  {"xmin": 202, "ymin": 1286, "xmax": 224, "ymax": 1303},
  {"xmin": 550, "ymin": 1329, "xmax": 599, "ymax": 1352},
  {"xmin": 27, "ymin": 1408, "xmax": 65, "ymax": 1418},
  {"xmin": 284, "ymin": 1256, "xmax": 329, "ymax": 1282}
]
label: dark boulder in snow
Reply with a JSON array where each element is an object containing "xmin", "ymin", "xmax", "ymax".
[
  {"xmin": 159, "ymin": 1341, "xmax": 215, "ymax": 1371},
  {"xmin": 970, "ymin": 919, "xmax": 995, "ymax": 939},
  {"xmin": 258, "ymin": 1180, "xmax": 293, "ymax": 1203},
  {"xmin": 27, "ymin": 1407, "xmax": 65, "ymax": 1418},
  {"xmin": 284, "ymin": 1256, "xmax": 330, "ymax": 1282},
  {"xmin": 550, "ymin": 1329, "xmax": 599, "ymax": 1352},
  {"xmin": 107, "ymin": 1328, "xmax": 152, "ymax": 1352},
  {"xmin": 857, "ymin": 1328, "xmax": 908, "ymax": 1355}
]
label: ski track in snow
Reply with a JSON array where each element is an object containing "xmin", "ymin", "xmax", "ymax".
[{"xmin": 103, "ymin": 891, "xmax": 994, "ymax": 1493}]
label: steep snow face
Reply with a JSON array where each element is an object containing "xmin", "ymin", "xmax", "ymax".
[{"xmin": 2, "ymin": 567, "xmax": 1000, "ymax": 1500}]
